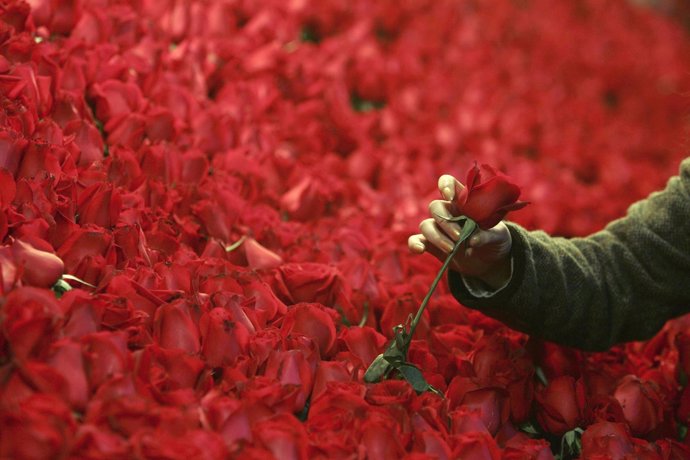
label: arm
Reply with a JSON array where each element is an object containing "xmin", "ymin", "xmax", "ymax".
[{"xmin": 449, "ymin": 158, "xmax": 690, "ymax": 351}]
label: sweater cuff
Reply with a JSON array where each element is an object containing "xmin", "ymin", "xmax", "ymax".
[
  {"xmin": 448, "ymin": 223, "xmax": 528, "ymax": 309},
  {"xmin": 461, "ymin": 258, "xmax": 514, "ymax": 297}
]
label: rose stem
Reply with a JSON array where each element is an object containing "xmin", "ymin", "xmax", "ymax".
[{"xmin": 408, "ymin": 222, "xmax": 475, "ymax": 340}]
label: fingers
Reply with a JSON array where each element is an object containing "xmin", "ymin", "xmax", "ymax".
[
  {"xmin": 408, "ymin": 233, "xmax": 452, "ymax": 265},
  {"xmin": 408, "ymin": 234, "xmax": 426, "ymax": 254},
  {"xmin": 428, "ymin": 199, "xmax": 462, "ymax": 240},
  {"xmin": 419, "ymin": 218, "xmax": 455, "ymax": 253},
  {"xmin": 437, "ymin": 174, "xmax": 466, "ymax": 201}
]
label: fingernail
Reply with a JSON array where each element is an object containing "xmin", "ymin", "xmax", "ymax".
[
  {"xmin": 413, "ymin": 242, "xmax": 425, "ymax": 252},
  {"xmin": 470, "ymin": 235, "xmax": 479, "ymax": 246},
  {"xmin": 443, "ymin": 187, "xmax": 453, "ymax": 200}
]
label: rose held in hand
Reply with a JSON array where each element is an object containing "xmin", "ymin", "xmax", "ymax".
[
  {"xmin": 367, "ymin": 161, "xmax": 529, "ymax": 392},
  {"xmin": 454, "ymin": 163, "xmax": 528, "ymax": 229}
]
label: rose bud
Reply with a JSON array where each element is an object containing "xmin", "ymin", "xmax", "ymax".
[
  {"xmin": 535, "ymin": 376, "xmax": 586, "ymax": 435},
  {"xmin": 153, "ymin": 300, "xmax": 201, "ymax": 354},
  {"xmin": 281, "ymin": 303, "xmax": 336, "ymax": 358},
  {"xmin": 264, "ymin": 349, "xmax": 315, "ymax": 413},
  {"xmin": 46, "ymin": 339, "xmax": 89, "ymax": 410},
  {"xmin": 199, "ymin": 307, "xmax": 250, "ymax": 368},
  {"xmin": 253, "ymin": 413, "xmax": 309, "ymax": 460},
  {"xmin": 449, "ymin": 431, "xmax": 502, "ymax": 460},
  {"xmin": 81, "ymin": 331, "xmax": 131, "ymax": 391},
  {"xmin": 11, "ymin": 238, "xmax": 64, "ymax": 288},
  {"xmin": 613, "ymin": 375, "xmax": 664, "ymax": 435},
  {"xmin": 0, "ymin": 394, "xmax": 76, "ymax": 460},
  {"xmin": 2, "ymin": 287, "xmax": 63, "ymax": 360},
  {"xmin": 453, "ymin": 163, "xmax": 528, "ymax": 229},
  {"xmin": 503, "ymin": 434, "xmax": 554, "ymax": 460},
  {"xmin": 273, "ymin": 262, "xmax": 343, "ymax": 306},
  {"xmin": 580, "ymin": 422, "xmax": 634, "ymax": 459},
  {"xmin": 312, "ymin": 361, "xmax": 352, "ymax": 401},
  {"xmin": 70, "ymin": 424, "xmax": 130, "ymax": 459}
]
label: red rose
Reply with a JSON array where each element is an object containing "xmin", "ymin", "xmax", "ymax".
[
  {"xmin": 450, "ymin": 406, "xmax": 490, "ymax": 435},
  {"xmin": 447, "ymin": 377, "xmax": 510, "ymax": 435},
  {"xmin": 677, "ymin": 384, "xmax": 690, "ymax": 423},
  {"xmin": 413, "ymin": 430, "xmax": 452, "ymax": 460},
  {"xmin": 365, "ymin": 379, "xmax": 416, "ymax": 407},
  {"xmin": 503, "ymin": 434, "xmax": 554, "ymax": 460},
  {"xmin": 57, "ymin": 228, "xmax": 113, "ymax": 285},
  {"xmin": 253, "ymin": 414, "xmax": 309, "ymax": 460},
  {"xmin": 81, "ymin": 331, "xmax": 131, "ymax": 391},
  {"xmin": 613, "ymin": 375, "xmax": 664, "ymax": 435},
  {"xmin": 63, "ymin": 120, "xmax": 104, "ymax": 167},
  {"xmin": 264, "ymin": 348, "xmax": 316, "ymax": 413},
  {"xmin": 145, "ymin": 107, "xmax": 178, "ymax": 142},
  {"xmin": 132, "ymin": 429, "xmax": 228, "ymax": 460},
  {"xmin": 10, "ymin": 238, "xmax": 64, "ymax": 288},
  {"xmin": 1, "ymin": 361, "xmax": 69, "ymax": 408},
  {"xmin": 242, "ymin": 279, "xmax": 288, "ymax": 327},
  {"xmin": 312, "ymin": 361, "xmax": 352, "ymax": 401},
  {"xmin": 0, "ymin": 130, "xmax": 28, "ymax": 176},
  {"xmin": 201, "ymin": 395, "xmax": 257, "ymax": 448},
  {"xmin": 280, "ymin": 176, "xmax": 337, "ymax": 221},
  {"xmin": 153, "ymin": 300, "xmax": 201, "ymax": 354},
  {"xmin": 273, "ymin": 262, "xmax": 346, "ymax": 307},
  {"xmin": 380, "ymin": 294, "xmax": 430, "ymax": 339},
  {"xmin": 2, "ymin": 287, "xmax": 62, "ymax": 360},
  {"xmin": 655, "ymin": 439, "xmax": 690, "ymax": 459},
  {"xmin": 135, "ymin": 345, "xmax": 208, "ymax": 405},
  {"xmin": 59, "ymin": 290, "xmax": 103, "ymax": 338},
  {"xmin": 527, "ymin": 339, "xmax": 583, "ymax": 380},
  {"xmin": 199, "ymin": 307, "xmax": 251, "ymax": 367},
  {"xmin": 106, "ymin": 113, "xmax": 147, "ymax": 149},
  {"xmin": 0, "ymin": 168, "xmax": 16, "ymax": 209},
  {"xmin": 46, "ymin": 339, "xmax": 89, "ymax": 410},
  {"xmin": 281, "ymin": 303, "xmax": 337, "ymax": 358},
  {"xmin": 449, "ymin": 431, "xmax": 501, "ymax": 460},
  {"xmin": 339, "ymin": 325, "xmax": 388, "ymax": 369},
  {"xmin": 361, "ymin": 414, "xmax": 406, "ymax": 460},
  {"xmin": 535, "ymin": 376, "xmax": 586, "ymax": 435},
  {"xmin": 70, "ymin": 424, "xmax": 130, "ymax": 459},
  {"xmin": 91, "ymin": 80, "xmax": 144, "ymax": 123},
  {"xmin": 453, "ymin": 163, "xmax": 528, "ymax": 229},
  {"xmin": 0, "ymin": 394, "xmax": 76, "ymax": 459},
  {"xmin": 77, "ymin": 183, "xmax": 122, "ymax": 228},
  {"xmin": 580, "ymin": 422, "xmax": 634, "ymax": 459}
]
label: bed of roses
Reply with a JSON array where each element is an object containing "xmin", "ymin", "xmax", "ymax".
[{"xmin": 2, "ymin": 0, "xmax": 690, "ymax": 458}]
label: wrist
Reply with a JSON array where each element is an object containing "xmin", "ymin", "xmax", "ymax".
[{"xmin": 475, "ymin": 257, "xmax": 512, "ymax": 290}]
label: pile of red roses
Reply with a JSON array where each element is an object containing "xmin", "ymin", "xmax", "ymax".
[{"xmin": 2, "ymin": 0, "xmax": 690, "ymax": 458}]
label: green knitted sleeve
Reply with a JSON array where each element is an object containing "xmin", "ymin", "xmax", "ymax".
[{"xmin": 448, "ymin": 158, "xmax": 690, "ymax": 351}]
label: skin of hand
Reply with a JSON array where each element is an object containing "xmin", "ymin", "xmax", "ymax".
[{"xmin": 408, "ymin": 174, "xmax": 513, "ymax": 290}]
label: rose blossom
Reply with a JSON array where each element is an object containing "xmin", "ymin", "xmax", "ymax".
[
  {"xmin": 535, "ymin": 376, "xmax": 586, "ymax": 435},
  {"xmin": 580, "ymin": 421, "xmax": 634, "ymax": 459},
  {"xmin": 453, "ymin": 163, "xmax": 528, "ymax": 229},
  {"xmin": 613, "ymin": 375, "xmax": 664, "ymax": 435},
  {"xmin": 10, "ymin": 238, "xmax": 64, "ymax": 288}
]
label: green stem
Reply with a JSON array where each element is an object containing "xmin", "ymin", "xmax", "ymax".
[{"xmin": 408, "ymin": 219, "xmax": 477, "ymax": 339}]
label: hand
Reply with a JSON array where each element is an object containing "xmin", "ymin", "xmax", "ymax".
[{"xmin": 408, "ymin": 174, "xmax": 513, "ymax": 290}]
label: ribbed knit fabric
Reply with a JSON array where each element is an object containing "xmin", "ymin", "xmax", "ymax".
[{"xmin": 449, "ymin": 158, "xmax": 690, "ymax": 351}]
